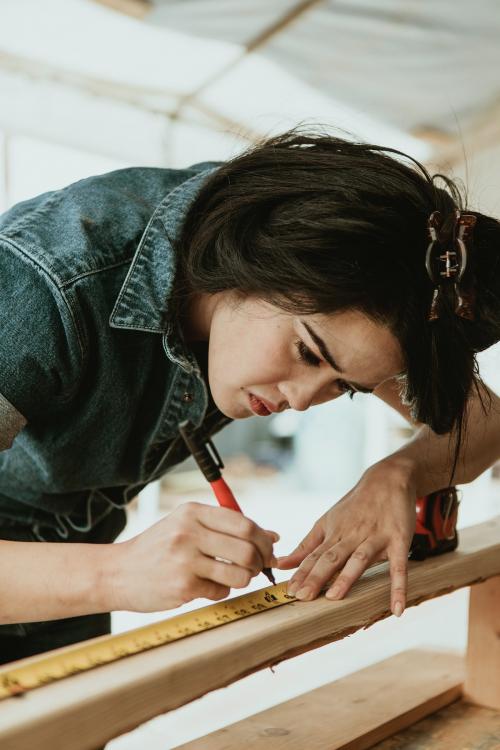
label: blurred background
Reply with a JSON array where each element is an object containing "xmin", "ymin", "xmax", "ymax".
[{"xmin": 1, "ymin": 2, "xmax": 499, "ymax": 747}]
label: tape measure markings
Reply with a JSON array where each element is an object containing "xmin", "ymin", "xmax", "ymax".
[{"xmin": 0, "ymin": 581, "xmax": 294, "ymax": 701}]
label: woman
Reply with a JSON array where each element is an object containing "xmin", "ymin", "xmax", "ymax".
[{"xmin": 0, "ymin": 130, "xmax": 498, "ymax": 663}]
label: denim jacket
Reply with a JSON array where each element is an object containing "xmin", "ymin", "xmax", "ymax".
[{"xmin": 0, "ymin": 162, "xmax": 231, "ymax": 538}]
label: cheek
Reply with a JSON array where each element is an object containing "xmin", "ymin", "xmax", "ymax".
[
  {"xmin": 207, "ymin": 335, "xmax": 235, "ymax": 391},
  {"xmin": 208, "ymin": 322, "xmax": 291, "ymax": 391},
  {"xmin": 207, "ymin": 326, "xmax": 249, "ymax": 397},
  {"xmin": 209, "ymin": 343, "xmax": 283, "ymax": 391}
]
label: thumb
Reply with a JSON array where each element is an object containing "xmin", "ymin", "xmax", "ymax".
[{"xmin": 275, "ymin": 522, "xmax": 325, "ymax": 570}]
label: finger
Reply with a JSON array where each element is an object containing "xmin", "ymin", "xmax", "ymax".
[
  {"xmin": 388, "ymin": 547, "xmax": 408, "ymax": 617},
  {"xmin": 275, "ymin": 522, "xmax": 325, "ymax": 570},
  {"xmin": 265, "ymin": 529, "xmax": 280, "ymax": 543},
  {"xmin": 194, "ymin": 578, "xmax": 231, "ymax": 601},
  {"xmin": 195, "ymin": 505, "xmax": 277, "ymax": 567},
  {"xmin": 325, "ymin": 541, "xmax": 378, "ymax": 601},
  {"xmin": 195, "ymin": 555, "xmax": 255, "ymax": 590},
  {"xmin": 285, "ymin": 542, "xmax": 332, "ymax": 596},
  {"xmin": 197, "ymin": 528, "xmax": 264, "ymax": 575},
  {"xmin": 292, "ymin": 541, "xmax": 353, "ymax": 600}
]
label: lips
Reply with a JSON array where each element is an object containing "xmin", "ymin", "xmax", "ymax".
[{"xmin": 248, "ymin": 393, "xmax": 272, "ymax": 416}]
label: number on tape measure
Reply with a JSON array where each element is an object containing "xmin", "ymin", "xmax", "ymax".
[{"xmin": 0, "ymin": 581, "xmax": 294, "ymax": 701}]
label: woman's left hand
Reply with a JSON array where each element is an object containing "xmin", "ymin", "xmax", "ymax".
[{"xmin": 275, "ymin": 457, "xmax": 417, "ymax": 616}]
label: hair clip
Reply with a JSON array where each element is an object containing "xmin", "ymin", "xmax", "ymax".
[{"xmin": 425, "ymin": 209, "xmax": 476, "ymax": 321}]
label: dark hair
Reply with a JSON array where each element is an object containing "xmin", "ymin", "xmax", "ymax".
[{"xmin": 175, "ymin": 128, "xmax": 500, "ymax": 461}]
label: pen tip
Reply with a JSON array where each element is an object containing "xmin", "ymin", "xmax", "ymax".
[{"xmin": 264, "ymin": 568, "xmax": 276, "ymax": 585}]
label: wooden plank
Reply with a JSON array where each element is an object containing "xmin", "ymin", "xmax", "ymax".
[
  {"xmin": 1, "ymin": 517, "xmax": 500, "ymax": 750},
  {"xmin": 372, "ymin": 698, "xmax": 500, "ymax": 749},
  {"xmin": 464, "ymin": 575, "xmax": 500, "ymax": 710},
  {"xmin": 423, "ymin": 98, "xmax": 500, "ymax": 170},
  {"xmin": 91, "ymin": 0, "xmax": 151, "ymax": 19},
  {"xmin": 173, "ymin": 650, "xmax": 463, "ymax": 750}
]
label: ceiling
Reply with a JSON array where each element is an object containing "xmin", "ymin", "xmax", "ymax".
[{"xmin": 1, "ymin": 0, "xmax": 499, "ymax": 170}]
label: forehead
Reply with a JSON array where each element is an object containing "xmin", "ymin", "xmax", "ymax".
[{"xmin": 302, "ymin": 310, "xmax": 404, "ymax": 384}]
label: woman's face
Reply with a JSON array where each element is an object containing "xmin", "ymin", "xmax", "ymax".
[{"xmin": 188, "ymin": 293, "xmax": 405, "ymax": 419}]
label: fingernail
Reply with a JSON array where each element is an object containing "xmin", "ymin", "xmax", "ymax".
[
  {"xmin": 287, "ymin": 582, "xmax": 298, "ymax": 596},
  {"xmin": 326, "ymin": 585, "xmax": 341, "ymax": 600},
  {"xmin": 393, "ymin": 602, "xmax": 404, "ymax": 618},
  {"xmin": 296, "ymin": 586, "xmax": 312, "ymax": 600}
]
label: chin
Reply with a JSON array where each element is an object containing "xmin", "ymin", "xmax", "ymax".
[
  {"xmin": 212, "ymin": 395, "xmax": 250, "ymax": 420},
  {"xmin": 220, "ymin": 404, "xmax": 252, "ymax": 420}
]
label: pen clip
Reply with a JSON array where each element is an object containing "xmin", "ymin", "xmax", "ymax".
[
  {"xmin": 178, "ymin": 420, "xmax": 223, "ymax": 483},
  {"xmin": 205, "ymin": 438, "xmax": 224, "ymax": 471}
]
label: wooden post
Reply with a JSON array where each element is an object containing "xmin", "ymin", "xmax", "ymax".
[{"xmin": 464, "ymin": 575, "xmax": 500, "ymax": 709}]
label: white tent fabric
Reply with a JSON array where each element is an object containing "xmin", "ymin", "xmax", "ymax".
[
  {"xmin": 0, "ymin": 0, "xmax": 499, "ymax": 194},
  {"xmin": 147, "ymin": 0, "xmax": 500, "ymax": 134},
  {"xmin": 0, "ymin": 0, "xmax": 459, "ymax": 168}
]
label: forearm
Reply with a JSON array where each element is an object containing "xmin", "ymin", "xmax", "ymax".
[
  {"xmin": 387, "ymin": 422, "xmax": 499, "ymax": 497},
  {"xmin": 0, "ymin": 539, "xmax": 120, "ymax": 624},
  {"xmin": 375, "ymin": 380, "xmax": 500, "ymax": 496}
]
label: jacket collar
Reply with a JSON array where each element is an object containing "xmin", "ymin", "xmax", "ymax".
[{"xmin": 109, "ymin": 165, "xmax": 217, "ymax": 335}]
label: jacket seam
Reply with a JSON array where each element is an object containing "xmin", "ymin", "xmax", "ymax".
[{"xmin": 59, "ymin": 257, "xmax": 135, "ymax": 289}]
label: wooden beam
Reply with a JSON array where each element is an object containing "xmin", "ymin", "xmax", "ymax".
[
  {"xmin": 0, "ymin": 517, "xmax": 499, "ymax": 750},
  {"xmin": 373, "ymin": 698, "xmax": 500, "ymax": 748},
  {"xmin": 464, "ymin": 575, "xmax": 500, "ymax": 710},
  {"xmin": 0, "ymin": 50, "xmax": 246, "ymax": 165},
  {"xmin": 173, "ymin": 650, "xmax": 463, "ymax": 750},
  {"xmin": 91, "ymin": 0, "xmax": 151, "ymax": 19},
  {"xmin": 245, "ymin": 1, "xmax": 324, "ymax": 54},
  {"xmin": 416, "ymin": 97, "xmax": 500, "ymax": 170}
]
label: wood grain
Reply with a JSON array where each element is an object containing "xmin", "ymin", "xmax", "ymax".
[
  {"xmin": 174, "ymin": 650, "xmax": 463, "ymax": 750},
  {"xmin": 464, "ymin": 575, "xmax": 500, "ymax": 709},
  {"xmin": 0, "ymin": 517, "xmax": 499, "ymax": 750},
  {"xmin": 372, "ymin": 698, "xmax": 500, "ymax": 749}
]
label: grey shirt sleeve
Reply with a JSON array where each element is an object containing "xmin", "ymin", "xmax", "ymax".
[{"xmin": 0, "ymin": 391, "xmax": 27, "ymax": 451}]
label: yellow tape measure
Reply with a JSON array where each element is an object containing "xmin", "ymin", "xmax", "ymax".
[{"xmin": 0, "ymin": 581, "xmax": 294, "ymax": 701}]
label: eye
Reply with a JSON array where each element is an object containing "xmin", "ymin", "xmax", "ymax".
[
  {"xmin": 295, "ymin": 340, "xmax": 321, "ymax": 367},
  {"xmin": 337, "ymin": 380, "xmax": 357, "ymax": 399}
]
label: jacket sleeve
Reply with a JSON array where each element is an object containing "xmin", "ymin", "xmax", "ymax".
[{"xmin": 0, "ymin": 239, "xmax": 83, "ymax": 451}]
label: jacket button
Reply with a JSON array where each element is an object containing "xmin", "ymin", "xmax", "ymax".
[{"xmin": 182, "ymin": 392, "xmax": 193, "ymax": 403}]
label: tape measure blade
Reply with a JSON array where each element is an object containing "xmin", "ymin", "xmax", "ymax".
[{"xmin": 0, "ymin": 581, "xmax": 293, "ymax": 700}]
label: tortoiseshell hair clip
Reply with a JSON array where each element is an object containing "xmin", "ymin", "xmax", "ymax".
[{"xmin": 425, "ymin": 209, "xmax": 477, "ymax": 321}]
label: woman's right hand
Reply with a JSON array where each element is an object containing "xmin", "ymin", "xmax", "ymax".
[{"xmin": 108, "ymin": 502, "xmax": 279, "ymax": 612}]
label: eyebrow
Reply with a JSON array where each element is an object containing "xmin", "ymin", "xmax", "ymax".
[{"xmin": 301, "ymin": 321, "xmax": 375, "ymax": 394}]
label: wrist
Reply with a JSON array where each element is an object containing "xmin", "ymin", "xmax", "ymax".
[
  {"xmin": 366, "ymin": 453, "xmax": 418, "ymax": 495},
  {"xmin": 94, "ymin": 540, "xmax": 132, "ymax": 613}
]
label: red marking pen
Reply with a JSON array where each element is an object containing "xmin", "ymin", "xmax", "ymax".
[{"xmin": 178, "ymin": 420, "xmax": 276, "ymax": 585}]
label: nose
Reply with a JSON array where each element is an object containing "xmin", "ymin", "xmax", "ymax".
[
  {"xmin": 279, "ymin": 371, "xmax": 338, "ymax": 412},
  {"xmin": 288, "ymin": 394, "xmax": 312, "ymax": 412},
  {"xmin": 278, "ymin": 382, "xmax": 318, "ymax": 412}
]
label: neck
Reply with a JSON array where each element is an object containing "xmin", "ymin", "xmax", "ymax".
[{"xmin": 181, "ymin": 292, "xmax": 217, "ymax": 341}]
